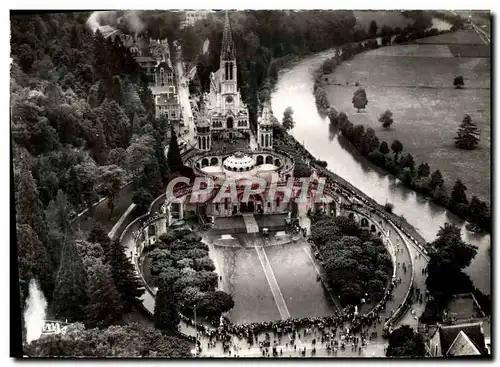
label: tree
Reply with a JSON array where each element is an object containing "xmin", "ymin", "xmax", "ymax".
[
  {"xmin": 52, "ymin": 241, "xmax": 89, "ymax": 321},
  {"xmin": 454, "ymin": 75, "xmax": 464, "ymax": 89},
  {"xmin": 154, "ymin": 281, "xmax": 180, "ymax": 333},
  {"xmin": 379, "ymin": 109, "xmax": 394, "ymax": 129},
  {"xmin": 433, "ymin": 186, "xmax": 449, "ymax": 206},
  {"xmin": 16, "ymin": 224, "xmax": 53, "ymax": 305},
  {"xmin": 282, "ymin": 106, "xmax": 295, "ymax": 131},
  {"xmin": 85, "ymin": 261, "xmax": 123, "ymax": 328},
  {"xmin": 15, "ymin": 167, "xmax": 48, "ymax": 245},
  {"xmin": 399, "ymin": 153, "xmax": 415, "ymax": 170},
  {"xmin": 166, "ymin": 126, "xmax": 183, "ymax": 173},
  {"xmin": 45, "ymin": 189, "xmax": 74, "ymax": 268},
  {"xmin": 379, "ymin": 141, "xmax": 390, "ymax": 155},
  {"xmin": 423, "ymin": 223, "xmax": 478, "ymax": 322},
  {"xmin": 352, "ymin": 88, "xmax": 368, "ymax": 113},
  {"xmin": 451, "ymin": 179, "xmax": 468, "ymax": 205},
  {"xmin": 24, "ymin": 322, "xmax": 192, "ymax": 357},
  {"xmin": 132, "ymin": 188, "xmax": 154, "ymax": 213},
  {"xmin": 87, "ymin": 224, "xmax": 112, "ymax": 257},
  {"xmin": 390, "ymin": 140, "xmax": 403, "ymax": 162},
  {"xmin": 430, "ymin": 169, "xmax": 444, "ymax": 188},
  {"xmin": 384, "ymin": 202, "xmax": 394, "ymax": 213},
  {"xmin": 417, "ymin": 162, "xmax": 430, "ymax": 178},
  {"xmin": 468, "ymin": 196, "xmax": 488, "ymax": 221},
  {"xmin": 96, "ymin": 99, "xmax": 131, "ymax": 149},
  {"xmin": 454, "ymin": 114, "xmax": 480, "ymax": 150},
  {"xmin": 97, "ymin": 165, "xmax": 125, "ymax": 216},
  {"xmin": 369, "ymin": 20, "xmax": 378, "ymax": 38},
  {"xmin": 361, "ymin": 127, "xmax": 379, "ymax": 154},
  {"xmin": 197, "ymin": 290, "xmax": 235, "ymax": 318},
  {"xmin": 386, "ymin": 325, "xmax": 426, "ymax": 357},
  {"xmin": 106, "ymin": 239, "xmax": 145, "ymax": 312}
]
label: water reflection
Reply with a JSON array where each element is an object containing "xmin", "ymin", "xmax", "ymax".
[{"xmin": 271, "ymin": 39, "xmax": 490, "ymax": 294}]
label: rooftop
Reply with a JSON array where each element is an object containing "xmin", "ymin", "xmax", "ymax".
[
  {"xmin": 438, "ymin": 322, "xmax": 486, "ymax": 355},
  {"xmin": 447, "ymin": 331, "xmax": 481, "ymax": 356}
]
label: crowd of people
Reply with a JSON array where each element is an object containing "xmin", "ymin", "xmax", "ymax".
[{"xmin": 179, "ymin": 270, "xmax": 407, "ymax": 357}]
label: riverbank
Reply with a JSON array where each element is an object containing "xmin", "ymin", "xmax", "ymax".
[{"xmin": 312, "ymin": 30, "xmax": 490, "ymax": 234}]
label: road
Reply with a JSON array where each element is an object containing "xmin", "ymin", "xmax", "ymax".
[{"xmin": 175, "ymin": 54, "xmax": 196, "ymax": 147}]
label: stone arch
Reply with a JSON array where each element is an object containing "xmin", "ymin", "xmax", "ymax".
[
  {"xmin": 264, "ymin": 134, "xmax": 269, "ymax": 147},
  {"xmin": 227, "ymin": 117, "xmax": 234, "ymax": 129},
  {"xmin": 201, "ymin": 158, "xmax": 209, "ymax": 168},
  {"xmin": 256, "ymin": 155, "xmax": 264, "ymax": 165},
  {"xmin": 371, "ymin": 224, "xmax": 376, "ymax": 232},
  {"xmin": 265, "ymin": 155, "xmax": 273, "ymax": 164},
  {"xmin": 210, "ymin": 157, "xmax": 218, "ymax": 166},
  {"xmin": 239, "ymin": 167, "xmax": 243, "ymax": 172},
  {"xmin": 274, "ymin": 159, "xmax": 281, "ymax": 167},
  {"xmin": 360, "ymin": 218, "xmax": 369, "ymax": 227},
  {"xmin": 377, "ymin": 231, "xmax": 382, "ymax": 237}
]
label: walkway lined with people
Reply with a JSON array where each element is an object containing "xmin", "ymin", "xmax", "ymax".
[{"xmin": 115, "ymin": 159, "xmax": 431, "ymax": 358}]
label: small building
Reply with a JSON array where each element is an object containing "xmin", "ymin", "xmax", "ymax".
[
  {"xmin": 151, "ymin": 61, "xmax": 180, "ymax": 120},
  {"xmin": 425, "ymin": 293, "xmax": 490, "ymax": 357},
  {"xmin": 134, "ymin": 56, "xmax": 157, "ymax": 83},
  {"xmin": 428, "ymin": 321, "xmax": 488, "ymax": 356}
]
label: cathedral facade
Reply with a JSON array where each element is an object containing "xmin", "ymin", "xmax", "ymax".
[{"xmin": 195, "ymin": 12, "xmax": 251, "ymax": 151}]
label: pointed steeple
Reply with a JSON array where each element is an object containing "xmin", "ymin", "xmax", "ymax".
[{"xmin": 221, "ymin": 10, "xmax": 235, "ymax": 60}]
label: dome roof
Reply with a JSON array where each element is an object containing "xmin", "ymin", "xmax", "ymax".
[{"xmin": 223, "ymin": 152, "xmax": 256, "ymax": 172}]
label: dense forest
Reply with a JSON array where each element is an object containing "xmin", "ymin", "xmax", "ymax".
[{"xmin": 11, "ymin": 12, "xmax": 177, "ymax": 353}]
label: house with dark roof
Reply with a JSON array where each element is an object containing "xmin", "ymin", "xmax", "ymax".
[
  {"xmin": 425, "ymin": 293, "xmax": 490, "ymax": 357},
  {"xmin": 428, "ymin": 321, "xmax": 488, "ymax": 357}
]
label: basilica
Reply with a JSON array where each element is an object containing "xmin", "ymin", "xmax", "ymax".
[
  {"xmin": 195, "ymin": 12, "xmax": 252, "ymax": 151},
  {"xmin": 168, "ymin": 11, "xmax": 337, "ymax": 221}
]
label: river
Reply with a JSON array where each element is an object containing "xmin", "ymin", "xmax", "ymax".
[{"xmin": 270, "ymin": 37, "xmax": 491, "ymax": 295}]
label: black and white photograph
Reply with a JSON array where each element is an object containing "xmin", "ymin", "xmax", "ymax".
[{"xmin": 9, "ymin": 7, "xmax": 492, "ymax": 359}]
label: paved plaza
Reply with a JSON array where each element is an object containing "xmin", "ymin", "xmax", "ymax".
[{"xmin": 208, "ymin": 231, "xmax": 337, "ymax": 324}]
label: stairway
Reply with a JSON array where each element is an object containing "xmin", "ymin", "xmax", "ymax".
[{"xmin": 242, "ymin": 213, "xmax": 259, "ymax": 233}]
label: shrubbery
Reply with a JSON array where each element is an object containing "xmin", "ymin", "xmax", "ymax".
[
  {"xmin": 147, "ymin": 229, "xmax": 234, "ymax": 320},
  {"xmin": 311, "ymin": 215, "xmax": 393, "ymax": 306}
]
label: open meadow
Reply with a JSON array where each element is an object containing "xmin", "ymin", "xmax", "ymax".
[{"xmin": 324, "ymin": 30, "xmax": 491, "ymax": 203}]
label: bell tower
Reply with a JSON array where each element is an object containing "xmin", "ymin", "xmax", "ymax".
[
  {"xmin": 258, "ymin": 101, "xmax": 273, "ymax": 150},
  {"xmin": 220, "ymin": 11, "xmax": 237, "ymax": 99}
]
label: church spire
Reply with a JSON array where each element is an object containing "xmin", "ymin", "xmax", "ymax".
[{"xmin": 221, "ymin": 10, "xmax": 235, "ymax": 60}]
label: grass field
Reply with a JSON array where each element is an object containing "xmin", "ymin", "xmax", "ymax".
[
  {"xmin": 353, "ymin": 10, "xmax": 413, "ymax": 31},
  {"xmin": 325, "ymin": 30, "xmax": 491, "ymax": 203},
  {"xmin": 415, "ymin": 29, "xmax": 486, "ymax": 44}
]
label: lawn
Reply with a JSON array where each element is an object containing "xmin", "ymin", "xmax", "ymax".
[
  {"xmin": 324, "ymin": 31, "xmax": 491, "ymax": 203},
  {"xmin": 415, "ymin": 29, "xmax": 485, "ymax": 44}
]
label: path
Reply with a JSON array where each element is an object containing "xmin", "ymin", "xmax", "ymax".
[
  {"xmin": 254, "ymin": 243, "xmax": 291, "ymax": 320},
  {"xmin": 176, "ymin": 55, "xmax": 196, "ymax": 147}
]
